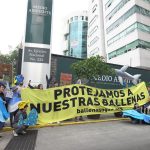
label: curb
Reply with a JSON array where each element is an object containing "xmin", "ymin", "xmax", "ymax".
[{"xmin": 2, "ymin": 118, "xmax": 129, "ymax": 132}]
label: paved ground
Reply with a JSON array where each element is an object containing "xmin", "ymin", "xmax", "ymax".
[
  {"xmin": 1, "ymin": 119, "xmax": 150, "ymax": 150},
  {"xmin": 0, "ymin": 131, "xmax": 12, "ymax": 150},
  {"xmin": 35, "ymin": 120, "xmax": 150, "ymax": 150}
]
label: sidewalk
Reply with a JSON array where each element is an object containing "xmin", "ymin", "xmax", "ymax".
[
  {"xmin": 0, "ymin": 114, "xmax": 129, "ymax": 150},
  {"xmin": 2, "ymin": 114, "xmax": 125, "ymax": 132}
]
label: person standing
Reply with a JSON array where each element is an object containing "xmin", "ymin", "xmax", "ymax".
[
  {"xmin": 0, "ymin": 82, "xmax": 7, "ymax": 109},
  {"xmin": 8, "ymin": 86, "xmax": 21, "ymax": 127},
  {"xmin": 0, "ymin": 82, "xmax": 10, "ymax": 138}
]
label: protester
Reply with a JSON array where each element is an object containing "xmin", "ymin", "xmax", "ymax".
[
  {"xmin": 0, "ymin": 82, "xmax": 10, "ymax": 138},
  {"xmin": 12, "ymin": 101, "xmax": 29, "ymax": 136},
  {"xmin": 76, "ymin": 78, "xmax": 82, "ymax": 84},
  {"xmin": 28, "ymin": 80, "xmax": 34, "ymax": 89},
  {"xmin": 12, "ymin": 100, "xmax": 38, "ymax": 137},
  {"xmin": 8, "ymin": 86, "xmax": 21, "ymax": 127},
  {"xmin": 0, "ymin": 82, "xmax": 7, "ymax": 109}
]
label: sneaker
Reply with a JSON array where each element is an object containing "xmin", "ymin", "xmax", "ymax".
[
  {"xmin": 57, "ymin": 121, "xmax": 60, "ymax": 124},
  {"xmin": 22, "ymin": 131, "xmax": 27, "ymax": 134},
  {"xmin": 13, "ymin": 130, "xmax": 18, "ymax": 137},
  {"xmin": 57, "ymin": 121, "xmax": 62, "ymax": 125}
]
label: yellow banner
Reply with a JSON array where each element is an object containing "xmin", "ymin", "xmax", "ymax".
[{"xmin": 21, "ymin": 82, "xmax": 149, "ymax": 124}]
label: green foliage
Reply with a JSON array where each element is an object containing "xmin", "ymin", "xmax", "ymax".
[
  {"xmin": 0, "ymin": 46, "xmax": 19, "ymax": 76},
  {"xmin": 71, "ymin": 55, "xmax": 115, "ymax": 83},
  {"xmin": 145, "ymin": 82, "xmax": 150, "ymax": 87}
]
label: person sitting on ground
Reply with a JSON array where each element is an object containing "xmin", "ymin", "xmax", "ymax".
[
  {"xmin": 12, "ymin": 101, "xmax": 38, "ymax": 136},
  {"xmin": 12, "ymin": 101, "xmax": 29, "ymax": 136}
]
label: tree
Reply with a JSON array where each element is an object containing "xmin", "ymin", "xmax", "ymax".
[
  {"xmin": 71, "ymin": 55, "xmax": 115, "ymax": 84},
  {"xmin": 0, "ymin": 46, "xmax": 19, "ymax": 78},
  {"xmin": 71, "ymin": 55, "xmax": 116, "ymax": 119}
]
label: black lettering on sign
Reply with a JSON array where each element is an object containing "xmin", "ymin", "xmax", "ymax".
[
  {"xmin": 105, "ymin": 90, "xmax": 114, "ymax": 98},
  {"xmin": 136, "ymin": 94, "xmax": 143, "ymax": 102},
  {"xmin": 102, "ymin": 99, "xmax": 108, "ymax": 106},
  {"xmin": 109, "ymin": 99, "xmax": 115, "ymax": 106},
  {"xmin": 79, "ymin": 86, "xmax": 86, "ymax": 95},
  {"xmin": 87, "ymin": 88, "xmax": 93, "ymax": 96},
  {"xmin": 62, "ymin": 100, "xmax": 70, "ymax": 110},
  {"xmin": 99, "ymin": 90, "xmax": 106, "ymax": 97},
  {"xmin": 93, "ymin": 89, "xmax": 98, "ymax": 96},
  {"xmin": 42, "ymin": 103, "xmax": 52, "ymax": 113},
  {"xmin": 128, "ymin": 89, "xmax": 133, "ymax": 96},
  {"xmin": 87, "ymin": 97, "xmax": 94, "ymax": 106},
  {"xmin": 94, "ymin": 97, "xmax": 100, "ymax": 106},
  {"xmin": 140, "ymin": 92, "xmax": 145, "ymax": 99},
  {"xmin": 30, "ymin": 103, "xmax": 41, "ymax": 113},
  {"xmin": 70, "ymin": 97, "xmax": 78, "ymax": 107},
  {"xmin": 64, "ymin": 88, "xmax": 71, "ymax": 98},
  {"xmin": 71, "ymin": 86, "xmax": 79, "ymax": 95},
  {"xmin": 114, "ymin": 91, "xmax": 119, "ymax": 98},
  {"xmin": 127, "ymin": 97, "xmax": 132, "ymax": 105},
  {"xmin": 54, "ymin": 89, "xmax": 62, "ymax": 100},
  {"xmin": 78, "ymin": 97, "xmax": 86, "ymax": 106},
  {"xmin": 54, "ymin": 101, "xmax": 61, "ymax": 111},
  {"xmin": 120, "ymin": 90, "xmax": 125, "ymax": 97}
]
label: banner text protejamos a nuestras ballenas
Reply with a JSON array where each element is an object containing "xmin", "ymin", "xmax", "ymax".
[{"xmin": 21, "ymin": 82, "xmax": 149, "ymax": 124}]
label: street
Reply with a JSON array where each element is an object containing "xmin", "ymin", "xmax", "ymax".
[
  {"xmin": 35, "ymin": 120, "xmax": 150, "ymax": 150},
  {"xmin": 1, "ymin": 120, "xmax": 150, "ymax": 150}
]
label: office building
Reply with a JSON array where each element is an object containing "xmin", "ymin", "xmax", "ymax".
[
  {"xmin": 87, "ymin": 0, "xmax": 106, "ymax": 58},
  {"xmin": 63, "ymin": 11, "xmax": 88, "ymax": 59},
  {"xmin": 88, "ymin": 0, "xmax": 150, "ymax": 69}
]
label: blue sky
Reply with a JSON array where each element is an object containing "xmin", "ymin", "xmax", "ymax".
[{"xmin": 0, "ymin": 0, "xmax": 89, "ymax": 55}]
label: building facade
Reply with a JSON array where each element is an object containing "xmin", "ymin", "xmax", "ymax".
[
  {"xmin": 63, "ymin": 11, "xmax": 88, "ymax": 59},
  {"xmin": 88, "ymin": 0, "xmax": 150, "ymax": 69},
  {"xmin": 87, "ymin": 0, "xmax": 106, "ymax": 58}
]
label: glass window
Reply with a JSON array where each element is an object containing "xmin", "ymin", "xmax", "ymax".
[
  {"xmin": 89, "ymin": 15, "xmax": 98, "ymax": 27},
  {"xmin": 89, "ymin": 47, "xmax": 99, "ymax": 56},
  {"xmin": 105, "ymin": 0, "xmax": 113, "ymax": 10},
  {"xmin": 107, "ymin": 22, "xmax": 150, "ymax": 46},
  {"xmin": 108, "ymin": 40, "xmax": 150, "ymax": 59},
  {"xmin": 89, "ymin": 26, "xmax": 98, "ymax": 37},
  {"xmin": 85, "ymin": 17, "xmax": 88, "ymax": 21},
  {"xmin": 74, "ymin": 16, "xmax": 78, "ymax": 21},
  {"xmin": 69, "ymin": 21, "xmax": 88, "ymax": 58},
  {"xmin": 92, "ymin": 4, "xmax": 97, "ymax": 13},
  {"xmin": 106, "ymin": 5, "xmax": 150, "ymax": 34},
  {"xmin": 106, "ymin": 0, "xmax": 130, "ymax": 22},
  {"xmin": 90, "ymin": 36, "xmax": 99, "ymax": 46}
]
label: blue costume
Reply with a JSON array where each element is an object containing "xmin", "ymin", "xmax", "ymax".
[{"xmin": 0, "ymin": 97, "xmax": 10, "ymax": 128}]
